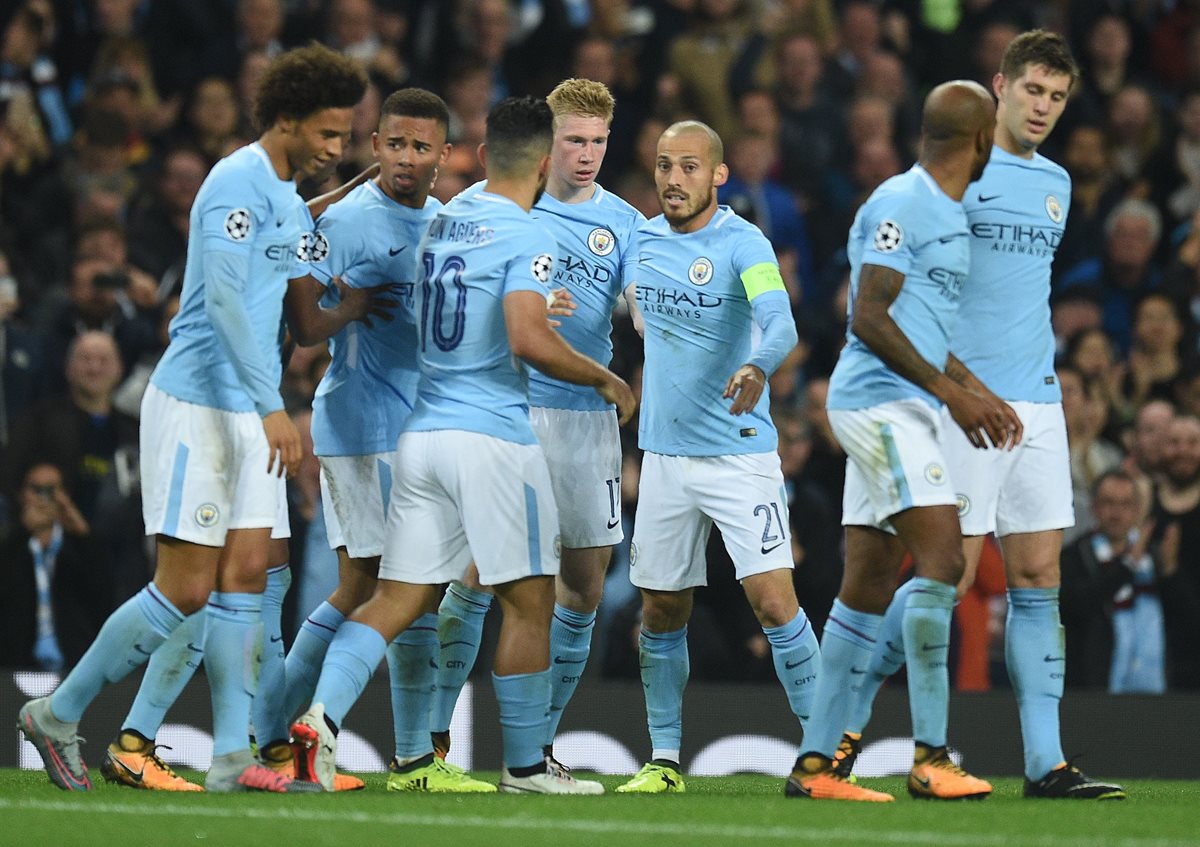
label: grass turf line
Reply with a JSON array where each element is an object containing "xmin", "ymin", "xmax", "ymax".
[{"xmin": 2, "ymin": 769, "xmax": 1198, "ymax": 847}]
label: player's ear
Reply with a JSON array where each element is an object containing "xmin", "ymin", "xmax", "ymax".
[
  {"xmin": 371, "ymin": 131, "xmax": 380, "ymax": 157},
  {"xmin": 439, "ymin": 142, "xmax": 452, "ymax": 166},
  {"xmin": 992, "ymin": 72, "xmax": 1005, "ymax": 102},
  {"xmin": 277, "ymin": 115, "xmax": 297, "ymax": 135},
  {"xmin": 713, "ymin": 162, "xmax": 729, "ymax": 188},
  {"xmin": 477, "ymin": 143, "xmax": 487, "ymax": 170}
]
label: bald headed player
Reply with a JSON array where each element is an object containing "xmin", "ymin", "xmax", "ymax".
[
  {"xmin": 786, "ymin": 81, "xmax": 1014, "ymax": 802},
  {"xmin": 615, "ymin": 120, "xmax": 817, "ymax": 794}
]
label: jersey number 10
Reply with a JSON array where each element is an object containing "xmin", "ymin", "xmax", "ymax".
[{"xmin": 420, "ymin": 252, "xmax": 467, "ymax": 352}]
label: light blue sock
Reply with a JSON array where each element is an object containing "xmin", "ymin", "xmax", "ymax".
[
  {"xmin": 763, "ymin": 609, "xmax": 820, "ymax": 728},
  {"xmin": 638, "ymin": 627, "xmax": 689, "ymax": 761},
  {"xmin": 251, "ymin": 565, "xmax": 291, "ymax": 747},
  {"xmin": 122, "ymin": 608, "xmax": 207, "ymax": 738},
  {"xmin": 313, "ymin": 621, "xmax": 388, "ymax": 728},
  {"xmin": 800, "ymin": 599, "xmax": 882, "ymax": 758},
  {"xmin": 903, "ymin": 577, "xmax": 956, "ymax": 748},
  {"xmin": 431, "ymin": 583, "xmax": 493, "ymax": 732},
  {"xmin": 387, "ymin": 613, "xmax": 438, "ymax": 761},
  {"xmin": 492, "ymin": 669, "xmax": 551, "ymax": 770},
  {"xmin": 51, "ymin": 584, "xmax": 184, "ymax": 723},
  {"xmin": 846, "ymin": 579, "xmax": 915, "ymax": 735},
  {"xmin": 1006, "ymin": 587, "xmax": 1066, "ymax": 780},
  {"xmin": 283, "ymin": 601, "xmax": 345, "ymax": 719},
  {"xmin": 545, "ymin": 604, "xmax": 596, "ymax": 746},
  {"xmin": 206, "ymin": 591, "xmax": 263, "ymax": 757}
]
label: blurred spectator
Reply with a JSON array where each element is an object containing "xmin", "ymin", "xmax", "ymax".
[
  {"xmin": 1149, "ymin": 0, "xmax": 1200, "ymax": 92},
  {"xmin": 125, "ymin": 145, "xmax": 208, "ymax": 284},
  {"xmin": 1072, "ymin": 13, "xmax": 1138, "ymax": 124},
  {"xmin": 758, "ymin": 0, "xmax": 837, "ymax": 54},
  {"xmin": 967, "ymin": 19, "xmax": 1021, "ymax": 89},
  {"xmin": 1065, "ymin": 326, "xmax": 1122, "ymax": 427},
  {"xmin": 857, "ymin": 49, "xmax": 920, "ymax": 157},
  {"xmin": 1060, "ymin": 469, "xmax": 1167, "ymax": 692},
  {"xmin": 200, "ymin": 0, "xmax": 288, "ymax": 82},
  {"xmin": 666, "ymin": 0, "xmax": 769, "ymax": 142},
  {"xmin": 111, "ymin": 294, "xmax": 178, "ymax": 419},
  {"xmin": 1162, "ymin": 209, "xmax": 1200, "ymax": 339},
  {"xmin": 0, "ymin": 248, "xmax": 46, "ymax": 457},
  {"xmin": 1, "ymin": 1, "xmax": 72, "ymax": 147},
  {"xmin": 1150, "ymin": 414, "xmax": 1200, "ymax": 689},
  {"xmin": 1051, "ymin": 286, "xmax": 1104, "ymax": 354},
  {"xmin": 1061, "ymin": 364, "xmax": 1124, "ymax": 543},
  {"xmin": 955, "ymin": 536, "xmax": 1007, "ymax": 691},
  {"xmin": 824, "ymin": 0, "xmax": 882, "ymax": 100},
  {"xmin": 1059, "ymin": 198, "xmax": 1164, "ymax": 351},
  {"xmin": 1116, "ymin": 292, "xmax": 1187, "ymax": 417},
  {"xmin": 1106, "ymin": 84, "xmax": 1163, "ymax": 193},
  {"xmin": 1122, "ymin": 398, "xmax": 1176, "ymax": 521},
  {"xmin": 0, "ymin": 461, "xmax": 115, "ymax": 671},
  {"xmin": 177, "ymin": 76, "xmax": 248, "ymax": 162},
  {"xmin": 1055, "ymin": 123, "xmax": 1125, "ymax": 277}
]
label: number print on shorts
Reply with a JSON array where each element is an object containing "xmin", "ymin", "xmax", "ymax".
[{"xmin": 755, "ymin": 501, "xmax": 786, "ymax": 555}]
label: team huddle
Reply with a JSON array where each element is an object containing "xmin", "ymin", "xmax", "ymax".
[{"xmin": 19, "ymin": 30, "xmax": 1126, "ymax": 802}]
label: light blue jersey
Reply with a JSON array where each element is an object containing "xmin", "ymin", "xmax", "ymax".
[
  {"xmin": 404, "ymin": 189, "xmax": 556, "ymax": 444},
  {"xmin": 528, "ymin": 185, "xmax": 644, "ymax": 410},
  {"xmin": 635, "ymin": 206, "xmax": 782, "ymax": 456},
  {"xmin": 309, "ymin": 180, "xmax": 441, "ymax": 456},
  {"xmin": 952, "ymin": 147, "xmax": 1070, "ymax": 403},
  {"xmin": 152, "ymin": 143, "xmax": 305, "ymax": 413},
  {"xmin": 828, "ymin": 165, "xmax": 970, "ymax": 411}
]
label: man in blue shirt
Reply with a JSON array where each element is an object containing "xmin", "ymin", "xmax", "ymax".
[
  {"xmin": 837, "ymin": 31, "xmax": 1126, "ymax": 801},
  {"xmin": 429, "ymin": 78, "xmax": 645, "ymax": 772},
  {"xmin": 289, "ymin": 97, "xmax": 635, "ymax": 794},
  {"xmin": 788, "ymin": 80, "xmax": 1009, "ymax": 802},
  {"xmin": 17, "ymin": 44, "xmax": 366, "ymax": 794},
  {"xmin": 613, "ymin": 121, "xmax": 817, "ymax": 794}
]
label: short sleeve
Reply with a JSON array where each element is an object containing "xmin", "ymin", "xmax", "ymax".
[
  {"xmin": 504, "ymin": 221, "xmax": 556, "ymax": 297},
  {"xmin": 857, "ymin": 191, "xmax": 918, "ymax": 277}
]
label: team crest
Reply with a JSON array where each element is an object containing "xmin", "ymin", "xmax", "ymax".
[
  {"xmin": 195, "ymin": 503, "xmax": 220, "ymax": 528},
  {"xmin": 296, "ymin": 231, "xmax": 329, "ymax": 264},
  {"xmin": 924, "ymin": 463, "xmax": 945, "ymax": 485},
  {"xmin": 956, "ymin": 494, "xmax": 971, "ymax": 518},
  {"xmin": 874, "ymin": 219, "xmax": 903, "ymax": 252},
  {"xmin": 224, "ymin": 208, "xmax": 251, "ymax": 241},
  {"xmin": 629, "ymin": 541, "xmax": 638, "ymax": 567},
  {"xmin": 587, "ymin": 227, "xmax": 616, "ymax": 256},
  {"xmin": 531, "ymin": 253, "xmax": 554, "ymax": 284},
  {"xmin": 688, "ymin": 257, "xmax": 713, "ymax": 286},
  {"xmin": 1044, "ymin": 194, "xmax": 1064, "ymax": 224}
]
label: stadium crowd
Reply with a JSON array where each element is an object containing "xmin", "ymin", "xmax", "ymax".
[{"xmin": 1, "ymin": 0, "xmax": 1199, "ymax": 700}]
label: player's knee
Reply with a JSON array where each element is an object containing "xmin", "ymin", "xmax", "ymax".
[
  {"xmin": 641, "ymin": 593, "xmax": 689, "ymax": 632},
  {"xmin": 751, "ymin": 594, "xmax": 798, "ymax": 629}
]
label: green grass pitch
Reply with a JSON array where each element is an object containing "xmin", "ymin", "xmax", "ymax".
[{"xmin": 2, "ymin": 769, "xmax": 1198, "ymax": 847}]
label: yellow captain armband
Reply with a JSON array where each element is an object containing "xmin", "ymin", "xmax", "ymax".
[{"xmin": 740, "ymin": 262, "xmax": 786, "ymax": 300}]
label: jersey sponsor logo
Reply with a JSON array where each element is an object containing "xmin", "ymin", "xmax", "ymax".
[
  {"xmin": 224, "ymin": 208, "xmax": 252, "ymax": 241},
  {"xmin": 924, "ymin": 463, "xmax": 945, "ymax": 485},
  {"xmin": 1044, "ymin": 194, "xmax": 1064, "ymax": 223},
  {"xmin": 928, "ymin": 267, "xmax": 965, "ymax": 300},
  {"xmin": 531, "ymin": 253, "xmax": 554, "ymax": 284},
  {"xmin": 873, "ymin": 219, "xmax": 903, "ymax": 252},
  {"xmin": 969, "ymin": 222, "xmax": 1061, "ymax": 257},
  {"xmin": 688, "ymin": 257, "xmax": 714, "ymax": 286},
  {"xmin": 587, "ymin": 227, "xmax": 616, "ymax": 256},
  {"xmin": 195, "ymin": 503, "xmax": 220, "ymax": 527},
  {"xmin": 297, "ymin": 231, "xmax": 329, "ymax": 264},
  {"xmin": 556, "ymin": 254, "xmax": 614, "ymax": 290},
  {"xmin": 635, "ymin": 284, "xmax": 724, "ymax": 319}
]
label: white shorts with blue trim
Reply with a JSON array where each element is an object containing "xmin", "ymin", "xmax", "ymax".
[
  {"xmin": 318, "ymin": 452, "xmax": 395, "ymax": 558},
  {"xmin": 830, "ymin": 398, "xmax": 958, "ymax": 531},
  {"xmin": 140, "ymin": 384, "xmax": 286, "ymax": 546},
  {"xmin": 378, "ymin": 430, "xmax": 561, "ymax": 586},
  {"xmin": 531, "ymin": 407, "xmax": 623, "ymax": 549},
  {"xmin": 629, "ymin": 451, "xmax": 794, "ymax": 591},
  {"xmin": 941, "ymin": 400, "xmax": 1075, "ymax": 537}
]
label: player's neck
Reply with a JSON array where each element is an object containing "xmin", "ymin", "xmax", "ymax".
[
  {"xmin": 918, "ymin": 159, "xmax": 970, "ymax": 201},
  {"xmin": 995, "ymin": 125, "xmax": 1037, "ymax": 160},
  {"xmin": 258, "ymin": 131, "xmax": 297, "ymax": 181},
  {"xmin": 482, "ymin": 176, "xmax": 540, "ymax": 212},
  {"xmin": 547, "ymin": 175, "xmax": 596, "ymax": 204}
]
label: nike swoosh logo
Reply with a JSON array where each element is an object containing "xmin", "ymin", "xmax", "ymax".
[
  {"xmin": 885, "ymin": 640, "xmax": 903, "ymax": 654},
  {"xmin": 429, "ymin": 659, "xmax": 439, "ymax": 669},
  {"xmin": 850, "ymin": 667, "xmax": 867, "ymax": 675},
  {"xmin": 977, "ymin": 194, "xmax": 1000, "ymax": 202},
  {"xmin": 1043, "ymin": 655, "xmax": 1065, "ymax": 663},
  {"xmin": 912, "ymin": 774, "xmax": 931, "ymax": 789},
  {"xmin": 276, "ymin": 217, "xmax": 286, "ymax": 227},
  {"xmin": 921, "ymin": 642, "xmax": 950, "ymax": 651},
  {"xmin": 937, "ymin": 235, "xmax": 958, "ymax": 243},
  {"xmin": 761, "ymin": 542, "xmax": 784, "ymax": 554},
  {"xmin": 388, "ymin": 246, "xmax": 406, "ymax": 256},
  {"xmin": 637, "ymin": 256, "xmax": 652, "ymax": 263},
  {"xmin": 270, "ymin": 635, "xmax": 284, "ymax": 643},
  {"xmin": 606, "ymin": 518, "xmax": 620, "ymax": 529},
  {"xmin": 785, "ymin": 656, "xmax": 814, "ymax": 670},
  {"xmin": 110, "ymin": 756, "xmax": 145, "ymax": 785},
  {"xmin": 186, "ymin": 642, "xmax": 204, "ymax": 653},
  {"xmin": 440, "ymin": 640, "xmax": 476, "ymax": 648},
  {"xmin": 133, "ymin": 643, "xmax": 152, "ymax": 656},
  {"xmin": 554, "ymin": 656, "xmax": 586, "ymax": 665}
]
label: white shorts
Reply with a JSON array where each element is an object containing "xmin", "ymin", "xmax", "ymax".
[
  {"xmin": 531, "ymin": 407, "xmax": 623, "ymax": 549},
  {"xmin": 378, "ymin": 430, "xmax": 561, "ymax": 586},
  {"xmin": 830, "ymin": 398, "xmax": 957, "ymax": 531},
  {"xmin": 630, "ymin": 451, "xmax": 793, "ymax": 591},
  {"xmin": 941, "ymin": 400, "xmax": 1075, "ymax": 537},
  {"xmin": 141, "ymin": 384, "xmax": 286, "ymax": 546},
  {"xmin": 318, "ymin": 452, "xmax": 395, "ymax": 558}
]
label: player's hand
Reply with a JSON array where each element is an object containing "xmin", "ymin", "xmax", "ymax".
[
  {"xmin": 723, "ymin": 364, "xmax": 767, "ymax": 415},
  {"xmin": 546, "ymin": 287, "xmax": 576, "ymax": 327},
  {"xmin": 262, "ymin": 410, "xmax": 302, "ymax": 479},
  {"xmin": 946, "ymin": 386, "xmax": 1022, "ymax": 450},
  {"xmin": 597, "ymin": 372, "xmax": 637, "ymax": 426},
  {"xmin": 333, "ymin": 277, "xmax": 401, "ymax": 329}
]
